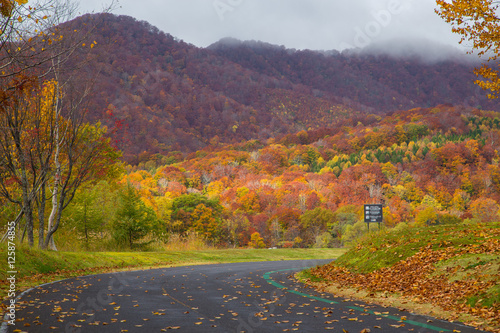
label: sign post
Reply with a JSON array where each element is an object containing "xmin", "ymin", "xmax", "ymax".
[{"xmin": 364, "ymin": 204, "xmax": 383, "ymax": 231}]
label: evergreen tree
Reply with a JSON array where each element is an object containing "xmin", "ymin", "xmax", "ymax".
[{"xmin": 112, "ymin": 185, "xmax": 158, "ymax": 248}]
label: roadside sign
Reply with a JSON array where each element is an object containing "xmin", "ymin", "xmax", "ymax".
[{"xmin": 364, "ymin": 204, "xmax": 383, "ymax": 223}]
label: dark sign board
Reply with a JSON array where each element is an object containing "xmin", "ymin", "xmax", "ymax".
[{"xmin": 364, "ymin": 204, "xmax": 383, "ymax": 223}]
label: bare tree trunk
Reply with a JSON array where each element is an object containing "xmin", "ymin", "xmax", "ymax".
[
  {"xmin": 44, "ymin": 188, "xmax": 66, "ymax": 250},
  {"xmin": 84, "ymin": 200, "xmax": 88, "ymax": 242},
  {"xmin": 19, "ymin": 147, "xmax": 34, "ymax": 246},
  {"xmin": 44, "ymin": 80, "xmax": 61, "ymax": 251},
  {"xmin": 45, "ymin": 145, "xmax": 60, "ymax": 250},
  {"xmin": 37, "ymin": 182, "xmax": 46, "ymax": 248}
]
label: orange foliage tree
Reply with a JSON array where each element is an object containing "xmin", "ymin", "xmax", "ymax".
[{"xmin": 436, "ymin": 0, "xmax": 500, "ymax": 98}]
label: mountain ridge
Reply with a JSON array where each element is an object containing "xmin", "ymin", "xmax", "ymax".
[
  {"xmin": 209, "ymin": 36, "xmax": 475, "ymax": 64},
  {"xmin": 64, "ymin": 13, "xmax": 500, "ymax": 162}
]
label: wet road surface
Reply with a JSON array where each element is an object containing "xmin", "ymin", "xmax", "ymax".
[{"xmin": 2, "ymin": 259, "xmax": 484, "ymax": 332}]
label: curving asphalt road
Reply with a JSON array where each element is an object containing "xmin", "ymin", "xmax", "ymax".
[{"xmin": 3, "ymin": 259, "xmax": 485, "ymax": 333}]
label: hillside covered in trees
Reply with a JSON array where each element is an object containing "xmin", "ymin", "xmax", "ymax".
[
  {"xmin": 61, "ymin": 13, "xmax": 500, "ymax": 162},
  {"xmin": 4, "ymin": 11, "xmax": 500, "ymax": 251},
  {"xmin": 55, "ymin": 104, "xmax": 500, "ymax": 251}
]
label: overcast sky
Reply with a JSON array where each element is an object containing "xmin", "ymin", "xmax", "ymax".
[{"xmin": 75, "ymin": 0, "xmax": 466, "ymax": 53}]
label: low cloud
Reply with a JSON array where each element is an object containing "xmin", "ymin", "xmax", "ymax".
[
  {"xmin": 78, "ymin": 0, "xmax": 465, "ymax": 54},
  {"xmin": 356, "ymin": 38, "xmax": 477, "ymax": 64}
]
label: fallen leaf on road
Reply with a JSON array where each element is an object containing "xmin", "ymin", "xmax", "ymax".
[{"xmin": 390, "ymin": 324, "xmax": 405, "ymax": 328}]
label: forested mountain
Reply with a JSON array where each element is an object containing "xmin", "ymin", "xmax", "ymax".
[
  {"xmin": 65, "ymin": 13, "xmax": 499, "ymax": 162},
  {"xmin": 208, "ymin": 37, "xmax": 484, "ymax": 112},
  {"xmin": 114, "ymin": 104, "xmax": 500, "ymax": 249}
]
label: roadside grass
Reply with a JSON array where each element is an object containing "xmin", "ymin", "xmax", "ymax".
[
  {"xmin": 302, "ymin": 221, "xmax": 500, "ymax": 332},
  {"xmin": 0, "ymin": 245, "xmax": 344, "ymax": 301},
  {"xmin": 333, "ymin": 221, "xmax": 499, "ymax": 273}
]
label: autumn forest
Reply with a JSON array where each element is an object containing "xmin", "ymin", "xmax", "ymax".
[{"xmin": 3, "ymin": 11, "xmax": 500, "ymax": 252}]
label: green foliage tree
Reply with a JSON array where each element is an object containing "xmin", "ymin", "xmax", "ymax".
[
  {"xmin": 111, "ymin": 185, "xmax": 158, "ymax": 248},
  {"xmin": 438, "ymin": 213, "xmax": 462, "ymax": 225},
  {"xmin": 342, "ymin": 220, "xmax": 368, "ymax": 247},
  {"xmin": 299, "ymin": 207, "xmax": 334, "ymax": 245},
  {"xmin": 169, "ymin": 193, "xmax": 223, "ymax": 241},
  {"xmin": 313, "ymin": 232, "xmax": 335, "ymax": 248},
  {"xmin": 65, "ymin": 181, "xmax": 118, "ymax": 244},
  {"xmin": 328, "ymin": 205, "xmax": 361, "ymax": 240}
]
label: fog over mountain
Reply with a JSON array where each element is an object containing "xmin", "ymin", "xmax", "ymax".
[
  {"xmin": 213, "ymin": 36, "xmax": 477, "ymax": 64},
  {"xmin": 356, "ymin": 38, "xmax": 478, "ymax": 64},
  {"xmin": 77, "ymin": 0, "xmax": 462, "ymax": 53}
]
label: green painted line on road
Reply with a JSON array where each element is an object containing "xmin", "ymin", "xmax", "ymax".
[
  {"xmin": 263, "ymin": 268, "xmax": 450, "ymax": 332},
  {"xmin": 287, "ymin": 289, "xmax": 339, "ymax": 304},
  {"xmin": 263, "ymin": 267, "xmax": 339, "ymax": 304}
]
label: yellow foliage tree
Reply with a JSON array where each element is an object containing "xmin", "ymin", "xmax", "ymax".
[
  {"xmin": 415, "ymin": 207, "xmax": 439, "ymax": 227},
  {"xmin": 469, "ymin": 197, "xmax": 500, "ymax": 222},
  {"xmin": 248, "ymin": 232, "xmax": 266, "ymax": 249},
  {"xmin": 192, "ymin": 204, "xmax": 219, "ymax": 240},
  {"xmin": 0, "ymin": 79, "xmax": 120, "ymax": 248},
  {"xmin": 0, "ymin": 0, "xmax": 27, "ymax": 18},
  {"xmin": 436, "ymin": 1, "xmax": 500, "ymax": 98}
]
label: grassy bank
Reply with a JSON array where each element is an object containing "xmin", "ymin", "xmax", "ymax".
[
  {"xmin": 0, "ymin": 246, "xmax": 344, "ymax": 301},
  {"xmin": 301, "ymin": 222, "xmax": 500, "ymax": 332}
]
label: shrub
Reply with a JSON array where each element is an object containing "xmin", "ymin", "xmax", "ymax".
[
  {"xmin": 248, "ymin": 232, "xmax": 266, "ymax": 249},
  {"xmin": 438, "ymin": 213, "xmax": 462, "ymax": 225},
  {"xmin": 314, "ymin": 232, "xmax": 335, "ymax": 248}
]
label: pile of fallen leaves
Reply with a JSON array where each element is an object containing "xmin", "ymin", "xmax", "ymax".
[{"xmin": 310, "ymin": 228, "xmax": 500, "ymax": 332}]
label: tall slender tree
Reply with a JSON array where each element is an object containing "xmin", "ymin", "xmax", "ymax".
[{"xmin": 0, "ymin": 0, "xmax": 119, "ymax": 248}]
